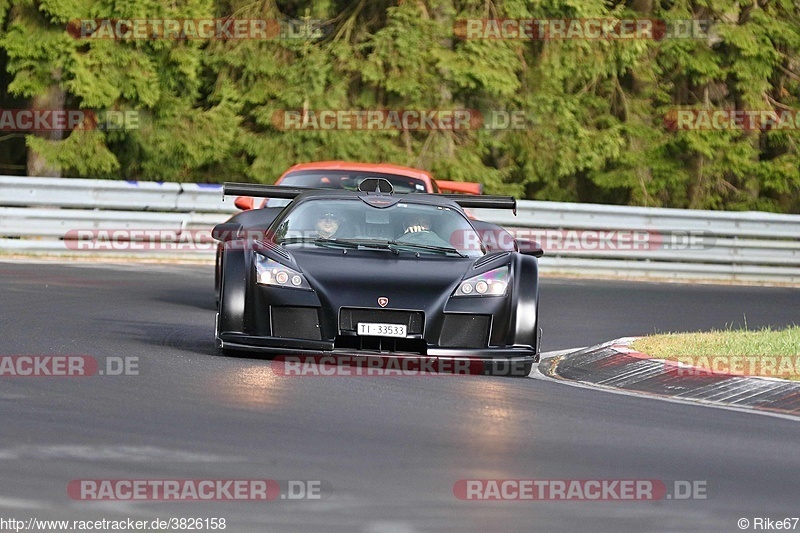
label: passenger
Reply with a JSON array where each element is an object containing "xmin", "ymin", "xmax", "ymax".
[{"xmin": 402, "ymin": 213, "xmax": 432, "ymax": 235}]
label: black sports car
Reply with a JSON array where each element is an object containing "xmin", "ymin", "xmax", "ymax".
[{"xmin": 213, "ymin": 179, "xmax": 542, "ymax": 376}]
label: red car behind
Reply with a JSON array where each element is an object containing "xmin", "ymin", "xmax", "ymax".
[
  {"xmin": 217, "ymin": 161, "xmax": 483, "ymax": 300},
  {"xmin": 233, "ymin": 161, "xmax": 482, "ymax": 210}
]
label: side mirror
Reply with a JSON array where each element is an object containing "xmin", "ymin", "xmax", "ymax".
[
  {"xmin": 234, "ymin": 196, "xmax": 255, "ymax": 210},
  {"xmin": 517, "ymin": 239, "xmax": 544, "ymax": 258},
  {"xmin": 212, "ymin": 222, "xmax": 243, "ymax": 242}
]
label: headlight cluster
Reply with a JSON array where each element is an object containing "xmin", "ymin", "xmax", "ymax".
[
  {"xmin": 454, "ymin": 266, "xmax": 509, "ymax": 297},
  {"xmin": 255, "ymin": 254, "xmax": 312, "ymax": 290}
]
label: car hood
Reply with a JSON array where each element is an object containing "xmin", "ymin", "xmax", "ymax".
[{"xmin": 288, "ymin": 247, "xmax": 473, "ymax": 311}]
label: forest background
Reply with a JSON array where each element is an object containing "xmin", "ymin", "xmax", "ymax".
[{"xmin": 1, "ymin": 0, "xmax": 799, "ymax": 213}]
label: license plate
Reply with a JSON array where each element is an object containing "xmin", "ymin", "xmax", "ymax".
[{"xmin": 357, "ymin": 322, "xmax": 407, "ymax": 338}]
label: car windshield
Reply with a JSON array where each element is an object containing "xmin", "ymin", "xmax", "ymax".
[
  {"xmin": 272, "ymin": 198, "xmax": 484, "ymax": 257},
  {"xmin": 280, "ymin": 170, "xmax": 430, "ymax": 194}
]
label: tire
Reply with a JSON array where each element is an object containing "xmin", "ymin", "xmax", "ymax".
[
  {"xmin": 214, "ymin": 244, "xmax": 223, "ymax": 305},
  {"xmin": 216, "ymin": 247, "xmax": 247, "ymax": 357}
]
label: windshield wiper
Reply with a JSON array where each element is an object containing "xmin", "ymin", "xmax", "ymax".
[
  {"xmin": 338, "ymin": 238, "xmax": 464, "ymax": 257},
  {"xmin": 323, "ymin": 238, "xmax": 400, "ymax": 255},
  {"xmin": 284, "ymin": 237, "xmax": 399, "ymax": 254},
  {"xmin": 314, "ymin": 238, "xmax": 361, "ymax": 250},
  {"xmin": 387, "ymin": 241, "xmax": 468, "ymax": 258},
  {"xmin": 280, "ymin": 236, "xmax": 356, "ymax": 248},
  {"xmin": 282, "ymin": 236, "xmax": 464, "ymax": 256},
  {"xmin": 280, "ymin": 236, "xmax": 320, "ymax": 245},
  {"xmin": 353, "ymin": 241, "xmax": 400, "ymax": 255}
]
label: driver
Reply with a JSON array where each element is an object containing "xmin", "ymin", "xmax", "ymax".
[{"xmin": 315, "ymin": 210, "xmax": 341, "ymax": 239}]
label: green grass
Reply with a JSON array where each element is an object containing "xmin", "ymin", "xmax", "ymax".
[{"xmin": 631, "ymin": 326, "xmax": 800, "ymax": 380}]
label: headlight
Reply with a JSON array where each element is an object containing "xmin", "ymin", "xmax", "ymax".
[
  {"xmin": 454, "ymin": 266, "xmax": 509, "ymax": 297},
  {"xmin": 255, "ymin": 254, "xmax": 312, "ymax": 290}
]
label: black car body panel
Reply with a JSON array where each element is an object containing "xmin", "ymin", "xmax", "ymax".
[{"xmin": 214, "ymin": 185, "xmax": 541, "ymax": 376}]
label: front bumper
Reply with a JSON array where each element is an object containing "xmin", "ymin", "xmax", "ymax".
[{"xmin": 216, "ymin": 329, "xmax": 537, "ymax": 376}]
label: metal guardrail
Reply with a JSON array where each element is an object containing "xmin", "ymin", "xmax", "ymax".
[
  {"xmin": 1, "ymin": 176, "xmax": 799, "ymax": 284},
  {"xmin": 478, "ymin": 200, "xmax": 800, "ymax": 283},
  {"xmin": 0, "ymin": 176, "xmax": 232, "ymax": 212}
]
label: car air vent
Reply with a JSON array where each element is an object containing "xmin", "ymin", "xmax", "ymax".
[
  {"xmin": 473, "ymin": 252, "xmax": 510, "ymax": 269},
  {"xmin": 439, "ymin": 315, "xmax": 490, "ymax": 348},
  {"xmin": 258, "ymin": 239, "xmax": 290, "ymax": 259},
  {"xmin": 271, "ymin": 307, "xmax": 321, "ymax": 340}
]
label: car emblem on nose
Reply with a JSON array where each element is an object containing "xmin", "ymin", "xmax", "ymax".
[{"xmin": 378, "ymin": 297, "xmax": 389, "ymax": 308}]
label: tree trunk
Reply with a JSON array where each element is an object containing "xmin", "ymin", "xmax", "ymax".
[{"xmin": 27, "ymin": 84, "xmax": 65, "ymax": 177}]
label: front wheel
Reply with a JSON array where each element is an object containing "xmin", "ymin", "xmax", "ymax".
[{"xmin": 216, "ymin": 247, "xmax": 248, "ymax": 356}]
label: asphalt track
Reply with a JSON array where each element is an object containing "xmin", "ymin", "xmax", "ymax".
[{"xmin": 0, "ymin": 260, "xmax": 798, "ymax": 532}]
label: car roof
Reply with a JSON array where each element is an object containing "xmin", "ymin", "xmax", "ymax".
[
  {"xmin": 279, "ymin": 161, "xmax": 434, "ymax": 183},
  {"xmin": 289, "ymin": 188, "xmax": 462, "ymax": 209}
]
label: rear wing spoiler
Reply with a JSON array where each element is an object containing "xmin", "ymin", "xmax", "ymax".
[
  {"xmin": 224, "ymin": 183, "xmax": 314, "ymax": 199},
  {"xmin": 436, "ymin": 180, "xmax": 483, "ymax": 195},
  {"xmin": 223, "ymin": 182, "xmax": 516, "ymax": 214},
  {"xmin": 440, "ymin": 194, "xmax": 516, "ymax": 213}
]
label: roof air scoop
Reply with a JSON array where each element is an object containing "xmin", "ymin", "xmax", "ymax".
[{"xmin": 358, "ymin": 178, "xmax": 393, "ymax": 193}]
